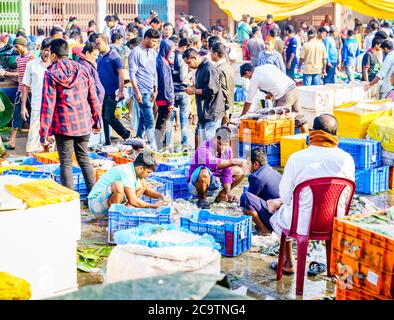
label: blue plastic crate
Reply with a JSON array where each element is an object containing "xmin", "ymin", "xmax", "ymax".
[
  {"xmin": 141, "ymin": 176, "xmax": 174, "ymax": 203},
  {"xmin": 180, "ymin": 210, "xmax": 252, "ymax": 257},
  {"xmin": 88, "ymin": 152, "xmax": 114, "ymax": 161},
  {"xmin": 238, "ymin": 142, "xmax": 280, "ymax": 166},
  {"xmin": 156, "ymin": 158, "xmax": 191, "ymax": 172},
  {"xmin": 21, "ymin": 157, "xmax": 43, "ymax": 166},
  {"xmin": 108, "ymin": 204, "xmax": 172, "ymax": 243},
  {"xmin": 338, "ymin": 138, "xmax": 382, "ymax": 169},
  {"xmin": 1, "ymin": 169, "xmax": 53, "ymax": 180},
  {"xmin": 5, "ymin": 156, "xmax": 28, "ymax": 165},
  {"xmin": 355, "ymin": 166, "xmax": 389, "ymax": 194}
]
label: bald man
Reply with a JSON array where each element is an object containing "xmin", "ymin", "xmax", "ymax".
[{"xmin": 245, "ymin": 114, "xmax": 355, "ymax": 275}]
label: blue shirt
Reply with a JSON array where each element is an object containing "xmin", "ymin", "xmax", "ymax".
[
  {"xmin": 88, "ymin": 163, "xmax": 137, "ymax": 199},
  {"xmin": 97, "ymin": 48, "xmax": 124, "ymax": 96},
  {"xmin": 324, "ymin": 36, "xmax": 338, "ymax": 65},
  {"xmin": 342, "ymin": 38, "xmax": 360, "ymax": 67},
  {"xmin": 285, "ymin": 36, "xmax": 298, "ymax": 62},
  {"xmin": 248, "ymin": 165, "xmax": 281, "ymax": 201},
  {"xmin": 128, "ymin": 44, "xmax": 158, "ymax": 94}
]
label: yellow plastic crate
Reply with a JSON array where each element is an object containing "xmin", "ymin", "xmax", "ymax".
[
  {"xmin": 334, "ymin": 100, "xmax": 392, "ymax": 139},
  {"xmin": 0, "ymin": 165, "xmax": 37, "ymax": 174},
  {"xmin": 5, "ymin": 178, "xmax": 79, "ymax": 208},
  {"xmin": 280, "ymin": 134, "xmax": 308, "ymax": 167}
]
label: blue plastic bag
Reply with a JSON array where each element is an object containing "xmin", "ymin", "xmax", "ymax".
[{"xmin": 114, "ymin": 224, "xmax": 221, "ymax": 250}]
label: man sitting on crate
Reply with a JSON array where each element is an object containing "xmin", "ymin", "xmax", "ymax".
[
  {"xmin": 188, "ymin": 127, "xmax": 249, "ymax": 209},
  {"xmin": 88, "ymin": 151, "xmax": 166, "ymax": 217},
  {"xmin": 238, "ymin": 63, "xmax": 309, "ymax": 134},
  {"xmin": 253, "ymin": 115, "xmax": 355, "ymax": 274},
  {"xmin": 240, "ymin": 147, "xmax": 282, "ymax": 235}
]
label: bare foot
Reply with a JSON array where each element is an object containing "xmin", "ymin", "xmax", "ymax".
[{"xmin": 267, "ymin": 199, "xmax": 282, "ymax": 213}]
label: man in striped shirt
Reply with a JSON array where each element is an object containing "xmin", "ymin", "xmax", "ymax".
[
  {"xmin": 4, "ymin": 37, "xmax": 35, "ymax": 150},
  {"xmin": 257, "ymin": 36, "xmax": 285, "ymax": 73}
]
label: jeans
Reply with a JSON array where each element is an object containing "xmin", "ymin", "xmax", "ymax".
[
  {"xmin": 12, "ymin": 91, "xmax": 31, "ymax": 129},
  {"xmin": 345, "ymin": 64, "xmax": 355, "ymax": 83},
  {"xmin": 324, "ymin": 63, "xmax": 337, "ymax": 84},
  {"xmin": 286, "ymin": 59, "xmax": 298, "ymax": 80},
  {"xmin": 54, "ymin": 134, "xmax": 96, "ymax": 194},
  {"xmin": 103, "ymin": 95, "xmax": 130, "ymax": 145},
  {"xmin": 303, "ymin": 74, "xmax": 322, "ymax": 86},
  {"xmin": 130, "ymin": 99, "xmax": 139, "ymax": 133},
  {"xmin": 165, "ymin": 93, "xmax": 190, "ymax": 146},
  {"xmin": 136, "ymin": 93, "xmax": 156, "ymax": 150},
  {"xmin": 196, "ymin": 119, "xmax": 222, "ymax": 144},
  {"xmin": 155, "ymin": 105, "xmax": 173, "ymax": 150}
]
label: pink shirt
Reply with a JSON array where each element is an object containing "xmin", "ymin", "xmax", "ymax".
[{"xmin": 387, "ymin": 89, "xmax": 394, "ymax": 101}]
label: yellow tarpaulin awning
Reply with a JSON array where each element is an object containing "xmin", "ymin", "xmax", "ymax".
[{"xmin": 215, "ymin": 0, "xmax": 394, "ymax": 21}]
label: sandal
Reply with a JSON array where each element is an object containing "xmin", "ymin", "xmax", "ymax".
[
  {"xmin": 307, "ymin": 261, "xmax": 326, "ymax": 276},
  {"xmin": 4, "ymin": 143, "xmax": 15, "ymax": 150},
  {"xmin": 270, "ymin": 262, "xmax": 295, "ymax": 275}
]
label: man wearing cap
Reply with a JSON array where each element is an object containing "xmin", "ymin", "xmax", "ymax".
[
  {"xmin": 88, "ymin": 151, "xmax": 166, "ymax": 217},
  {"xmin": 4, "ymin": 37, "xmax": 35, "ymax": 150},
  {"xmin": 261, "ymin": 14, "xmax": 279, "ymax": 41},
  {"xmin": 188, "ymin": 127, "xmax": 249, "ymax": 209},
  {"xmin": 144, "ymin": 10, "xmax": 158, "ymax": 26}
]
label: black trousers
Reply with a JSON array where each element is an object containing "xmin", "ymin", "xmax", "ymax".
[{"xmin": 54, "ymin": 134, "xmax": 96, "ymax": 193}]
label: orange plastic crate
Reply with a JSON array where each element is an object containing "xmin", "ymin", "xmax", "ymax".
[
  {"xmin": 239, "ymin": 118, "xmax": 295, "ymax": 144},
  {"xmin": 389, "ymin": 167, "xmax": 393, "ymax": 189},
  {"xmin": 33, "ymin": 152, "xmax": 77, "ymax": 164},
  {"xmin": 94, "ymin": 168, "xmax": 107, "ymax": 181},
  {"xmin": 331, "ymin": 250, "xmax": 394, "ymax": 298},
  {"xmin": 331, "ymin": 220, "xmax": 394, "ymax": 274},
  {"xmin": 335, "ymin": 283, "xmax": 388, "ymax": 300},
  {"xmin": 107, "ymin": 152, "xmax": 134, "ymax": 165}
]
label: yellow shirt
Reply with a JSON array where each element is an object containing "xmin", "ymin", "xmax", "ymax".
[{"xmin": 299, "ymin": 38, "xmax": 327, "ymax": 75}]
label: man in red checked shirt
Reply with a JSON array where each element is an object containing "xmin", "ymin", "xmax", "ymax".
[{"xmin": 40, "ymin": 38, "xmax": 101, "ymax": 194}]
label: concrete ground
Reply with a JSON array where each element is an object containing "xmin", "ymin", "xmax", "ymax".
[{"xmin": 2, "ymin": 117, "xmax": 393, "ymax": 300}]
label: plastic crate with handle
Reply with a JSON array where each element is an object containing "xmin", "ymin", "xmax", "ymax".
[
  {"xmin": 338, "ymin": 138, "xmax": 382, "ymax": 169},
  {"xmin": 1, "ymin": 169, "xmax": 54, "ymax": 180},
  {"xmin": 239, "ymin": 118, "xmax": 295, "ymax": 144},
  {"xmin": 355, "ymin": 166, "xmax": 389, "ymax": 194},
  {"xmin": 180, "ymin": 210, "xmax": 252, "ymax": 257},
  {"xmin": 238, "ymin": 142, "xmax": 280, "ymax": 166},
  {"xmin": 107, "ymin": 204, "xmax": 172, "ymax": 243},
  {"xmin": 141, "ymin": 176, "xmax": 174, "ymax": 203}
]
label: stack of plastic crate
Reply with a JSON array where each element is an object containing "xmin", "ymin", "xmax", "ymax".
[
  {"xmin": 338, "ymin": 138, "xmax": 389, "ymax": 194},
  {"xmin": 151, "ymin": 165, "xmax": 190, "ymax": 200},
  {"xmin": 331, "ymin": 211, "xmax": 394, "ymax": 300},
  {"xmin": 141, "ymin": 176, "xmax": 174, "ymax": 204}
]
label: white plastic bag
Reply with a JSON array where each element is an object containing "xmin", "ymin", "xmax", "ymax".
[{"xmin": 106, "ymin": 244, "xmax": 221, "ymax": 283}]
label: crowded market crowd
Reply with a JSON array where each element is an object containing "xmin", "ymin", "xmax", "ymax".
[{"xmin": 0, "ymin": 11, "xmax": 394, "ymax": 262}]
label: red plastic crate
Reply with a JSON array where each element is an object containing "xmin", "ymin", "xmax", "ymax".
[
  {"xmin": 107, "ymin": 152, "xmax": 134, "ymax": 165},
  {"xmin": 389, "ymin": 166, "xmax": 393, "ymax": 189}
]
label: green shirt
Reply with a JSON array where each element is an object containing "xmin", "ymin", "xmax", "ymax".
[
  {"xmin": 88, "ymin": 163, "xmax": 137, "ymax": 199},
  {"xmin": 236, "ymin": 22, "xmax": 252, "ymax": 44}
]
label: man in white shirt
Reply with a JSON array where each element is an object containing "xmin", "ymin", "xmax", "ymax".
[
  {"xmin": 21, "ymin": 38, "xmax": 52, "ymax": 155},
  {"xmin": 366, "ymin": 40, "xmax": 394, "ymax": 99},
  {"xmin": 363, "ymin": 21, "xmax": 379, "ymax": 51},
  {"xmin": 239, "ymin": 63, "xmax": 308, "ymax": 133},
  {"xmin": 268, "ymin": 114, "xmax": 355, "ymax": 274}
]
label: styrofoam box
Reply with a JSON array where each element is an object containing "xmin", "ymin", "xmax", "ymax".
[
  {"xmin": 231, "ymin": 61, "xmax": 249, "ymax": 87},
  {"xmin": 300, "ymin": 108, "xmax": 334, "ymax": 129},
  {"xmin": 296, "ymin": 85, "xmax": 334, "ymax": 111},
  {"xmin": 0, "ymin": 199, "xmax": 81, "ymax": 299},
  {"xmin": 1, "ymin": 241, "xmax": 78, "ymax": 300},
  {"xmin": 325, "ymin": 84, "xmax": 353, "ymax": 107},
  {"xmin": 348, "ymin": 82, "xmax": 369, "ymax": 101}
]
